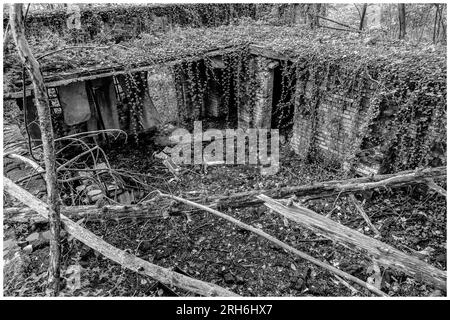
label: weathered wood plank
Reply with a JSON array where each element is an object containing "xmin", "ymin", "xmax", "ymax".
[
  {"xmin": 8, "ymin": 167, "xmax": 446, "ymax": 221},
  {"xmin": 257, "ymin": 194, "xmax": 447, "ymax": 291},
  {"xmin": 5, "ymin": 45, "xmax": 244, "ymax": 99},
  {"xmin": 160, "ymin": 192, "xmax": 387, "ymax": 296},
  {"xmin": 3, "ymin": 177, "xmax": 239, "ymax": 297},
  {"xmin": 198, "ymin": 166, "xmax": 446, "ymax": 209},
  {"xmin": 3, "ymin": 203, "xmax": 163, "ymax": 224}
]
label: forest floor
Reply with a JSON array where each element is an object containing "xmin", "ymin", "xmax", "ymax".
[{"xmin": 3, "ymin": 139, "xmax": 447, "ymax": 297}]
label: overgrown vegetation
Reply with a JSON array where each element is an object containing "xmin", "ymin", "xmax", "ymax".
[
  {"xmin": 4, "ymin": 143, "xmax": 446, "ymax": 297},
  {"xmin": 4, "ymin": 17, "xmax": 446, "ymax": 170}
]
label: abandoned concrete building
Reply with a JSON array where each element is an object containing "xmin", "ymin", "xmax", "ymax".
[
  {"xmin": 4, "ymin": 6, "xmax": 445, "ymax": 175},
  {"xmin": 2, "ymin": 2, "xmax": 446, "ymax": 213}
]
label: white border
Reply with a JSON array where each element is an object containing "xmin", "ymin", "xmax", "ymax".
[{"xmin": 1, "ymin": 0, "xmax": 448, "ymax": 300}]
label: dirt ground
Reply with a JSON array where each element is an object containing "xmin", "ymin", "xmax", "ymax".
[{"xmin": 3, "ymin": 140, "xmax": 447, "ymax": 297}]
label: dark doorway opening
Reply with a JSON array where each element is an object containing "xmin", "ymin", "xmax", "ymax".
[
  {"xmin": 203, "ymin": 56, "xmax": 239, "ymax": 129},
  {"xmin": 271, "ymin": 61, "xmax": 296, "ymax": 136},
  {"xmin": 211, "ymin": 57, "xmax": 238, "ymax": 129}
]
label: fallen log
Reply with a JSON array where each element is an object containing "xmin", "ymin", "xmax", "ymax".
[
  {"xmin": 8, "ymin": 167, "xmax": 446, "ymax": 222},
  {"xmin": 316, "ymin": 14, "xmax": 362, "ymax": 32},
  {"xmin": 349, "ymin": 194, "xmax": 381, "ymax": 236},
  {"xmin": 196, "ymin": 166, "xmax": 446, "ymax": 209},
  {"xmin": 6, "ymin": 153, "xmax": 45, "ymax": 173},
  {"xmin": 3, "ymin": 178, "xmax": 238, "ymax": 297},
  {"xmin": 257, "ymin": 194, "xmax": 446, "ymax": 291},
  {"xmin": 4, "ymin": 203, "xmax": 163, "ymax": 224},
  {"xmin": 4, "ymin": 204, "xmax": 200, "ymax": 224},
  {"xmin": 159, "ymin": 192, "xmax": 387, "ymax": 296}
]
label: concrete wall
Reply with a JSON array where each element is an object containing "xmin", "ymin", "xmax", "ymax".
[
  {"xmin": 290, "ymin": 74, "xmax": 375, "ymax": 165},
  {"xmin": 238, "ymin": 56, "xmax": 278, "ymax": 129},
  {"xmin": 234, "ymin": 54, "xmax": 376, "ymax": 169},
  {"xmin": 172, "ymin": 53, "xmax": 379, "ymax": 170}
]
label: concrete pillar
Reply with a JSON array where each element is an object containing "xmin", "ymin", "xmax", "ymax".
[
  {"xmin": 253, "ymin": 57, "xmax": 278, "ymax": 129},
  {"xmin": 290, "ymin": 78, "xmax": 314, "ymax": 160},
  {"xmin": 237, "ymin": 57, "xmax": 256, "ymax": 129}
]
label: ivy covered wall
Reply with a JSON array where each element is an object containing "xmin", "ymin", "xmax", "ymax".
[
  {"xmin": 7, "ymin": 4, "xmax": 261, "ymax": 42},
  {"xmin": 291, "ymin": 70, "xmax": 376, "ymax": 172},
  {"xmin": 5, "ymin": 14, "xmax": 444, "ymax": 174},
  {"xmin": 172, "ymin": 47, "xmax": 255, "ymax": 130},
  {"xmin": 169, "ymin": 46, "xmax": 446, "ymax": 174}
]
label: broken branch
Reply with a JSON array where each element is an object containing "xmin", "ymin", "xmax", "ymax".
[
  {"xmin": 56, "ymin": 146, "xmax": 99, "ymax": 172},
  {"xmin": 334, "ymin": 275, "xmax": 360, "ymax": 296},
  {"xmin": 316, "ymin": 14, "xmax": 361, "ymax": 32},
  {"xmin": 194, "ymin": 167, "xmax": 446, "ymax": 209},
  {"xmin": 321, "ymin": 25, "xmax": 362, "ymax": 33},
  {"xmin": 159, "ymin": 192, "xmax": 387, "ymax": 296},
  {"xmin": 257, "ymin": 194, "xmax": 446, "ymax": 291},
  {"xmin": 3, "ymin": 178, "xmax": 238, "ymax": 297},
  {"xmin": 6, "ymin": 153, "xmax": 45, "ymax": 174},
  {"xmin": 349, "ymin": 194, "xmax": 381, "ymax": 236},
  {"xmin": 424, "ymin": 178, "xmax": 446, "ymax": 197},
  {"xmin": 4, "ymin": 203, "xmax": 158, "ymax": 224}
]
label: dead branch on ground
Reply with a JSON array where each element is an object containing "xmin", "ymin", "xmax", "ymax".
[
  {"xmin": 6, "ymin": 153, "xmax": 45, "ymax": 174},
  {"xmin": 158, "ymin": 191, "xmax": 387, "ymax": 297},
  {"xmin": 3, "ymin": 178, "xmax": 238, "ymax": 297},
  {"xmin": 349, "ymin": 194, "xmax": 381, "ymax": 236},
  {"xmin": 257, "ymin": 194, "xmax": 446, "ymax": 291},
  {"xmin": 3, "ymin": 199, "xmax": 168, "ymax": 224},
  {"xmin": 193, "ymin": 167, "xmax": 446, "ymax": 209},
  {"xmin": 424, "ymin": 178, "xmax": 446, "ymax": 197}
]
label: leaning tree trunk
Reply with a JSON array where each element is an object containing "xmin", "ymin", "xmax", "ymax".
[
  {"xmin": 306, "ymin": 4, "xmax": 322, "ymax": 29},
  {"xmin": 359, "ymin": 4, "xmax": 368, "ymax": 30},
  {"xmin": 398, "ymin": 3, "xmax": 407, "ymax": 39},
  {"xmin": 9, "ymin": 4, "xmax": 61, "ymax": 295}
]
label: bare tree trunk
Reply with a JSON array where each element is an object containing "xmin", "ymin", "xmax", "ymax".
[
  {"xmin": 359, "ymin": 4, "xmax": 368, "ymax": 30},
  {"xmin": 189, "ymin": 166, "xmax": 446, "ymax": 209},
  {"xmin": 434, "ymin": 4, "xmax": 446, "ymax": 44},
  {"xmin": 398, "ymin": 3, "xmax": 407, "ymax": 39},
  {"xmin": 433, "ymin": 4, "xmax": 439, "ymax": 43},
  {"xmin": 436, "ymin": 6, "xmax": 441, "ymax": 42},
  {"xmin": 417, "ymin": 8, "xmax": 431, "ymax": 43},
  {"xmin": 306, "ymin": 4, "xmax": 322, "ymax": 29},
  {"xmin": 9, "ymin": 4, "xmax": 61, "ymax": 295},
  {"xmin": 439, "ymin": 6, "xmax": 446, "ymax": 44},
  {"xmin": 161, "ymin": 192, "xmax": 387, "ymax": 296}
]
